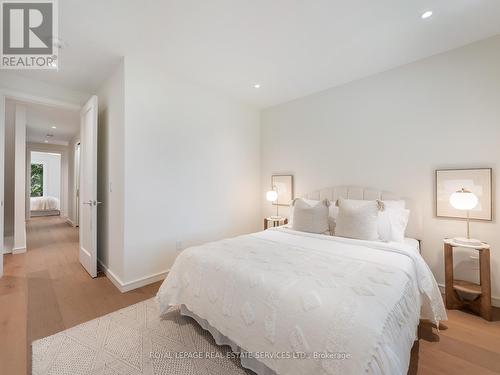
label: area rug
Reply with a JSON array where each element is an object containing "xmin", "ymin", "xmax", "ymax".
[{"xmin": 32, "ymin": 298, "xmax": 252, "ymax": 375}]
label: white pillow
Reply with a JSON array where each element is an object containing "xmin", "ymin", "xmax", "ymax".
[
  {"xmin": 291, "ymin": 198, "xmax": 330, "ymax": 234},
  {"xmin": 378, "ymin": 200, "xmax": 410, "ymax": 243},
  {"xmin": 335, "ymin": 199, "xmax": 380, "ymax": 241},
  {"xmin": 290, "ymin": 198, "xmax": 337, "ymax": 233}
]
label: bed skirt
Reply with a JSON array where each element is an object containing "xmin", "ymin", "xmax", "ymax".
[{"xmin": 180, "ymin": 305, "xmax": 276, "ymax": 375}]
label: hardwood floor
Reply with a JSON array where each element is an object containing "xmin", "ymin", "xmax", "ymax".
[
  {"xmin": 0, "ymin": 216, "xmax": 499, "ymax": 374},
  {"xmin": 0, "ymin": 217, "xmax": 161, "ymax": 375}
]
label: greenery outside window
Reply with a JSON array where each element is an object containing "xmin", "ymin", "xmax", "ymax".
[{"xmin": 31, "ymin": 163, "xmax": 44, "ymax": 197}]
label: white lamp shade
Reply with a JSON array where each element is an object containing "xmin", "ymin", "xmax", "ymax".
[
  {"xmin": 266, "ymin": 190, "xmax": 278, "ymax": 202},
  {"xmin": 449, "ymin": 189, "xmax": 478, "ymax": 210}
]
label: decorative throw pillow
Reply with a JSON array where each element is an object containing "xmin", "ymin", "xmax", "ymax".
[
  {"xmin": 291, "ymin": 198, "xmax": 330, "ymax": 234},
  {"xmin": 335, "ymin": 199, "xmax": 381, "ymax": 241},
  {"xmin": 290, "ymin": 198, "xmax": 337, "ymax": 233},
  {"xmin": 378, "ymin": 200, "xmax": 410, "ymax": 243}
]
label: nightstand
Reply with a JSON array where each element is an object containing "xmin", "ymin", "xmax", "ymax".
[
  {"xmin": 264, "ymin": 217, "xmax": 288, "ymax": 230},
  {"xmin": 443, "ymin": 239, "xmax": 491, "ymax": 321}
]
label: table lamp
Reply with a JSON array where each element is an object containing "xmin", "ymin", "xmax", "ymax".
[
  {"xmin": 266, "ymin": 188, "xmax": 281, "ymax": 219},
  {"xmin": 449, "ymin": 188, "xmax": 482, "ymax": 246}
]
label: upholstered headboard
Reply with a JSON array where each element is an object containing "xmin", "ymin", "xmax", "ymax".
[
  {"xmin": 302, "ymin": 186, "xmax": 422, "ymax": 239},
  {"xmin": 302, "ymin": 186, "xmax": 400, "ymax": 202}
]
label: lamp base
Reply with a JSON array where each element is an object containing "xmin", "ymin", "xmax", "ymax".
[{"xmin": 452, "ymin": 237, "xmax": 483, "ymax": 247}]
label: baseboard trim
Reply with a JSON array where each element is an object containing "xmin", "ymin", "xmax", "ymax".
[
  {"xmin": 3, "ymin": 235, "xmax": 13, "ymax": 254},
  {"xmin": 438, "ymin": 283, "xmax": 500, "ymax": 308},
  {"xmin": 65, "ymin": 217, "xmax": 75, "ymax": 227},
  {"xmin": 12, "ymin": 246, "xmax": 27, "ymax": 254},
  {"xmin": 97, "ymin": 259, "xmax": 168, "ymax": 293},
  {"xmin": 97, "ymin": 260, "xmax": 125, "ymax": 292}
]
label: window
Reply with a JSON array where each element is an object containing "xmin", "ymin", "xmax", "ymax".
[{"xmin": 31, "ymin": 163, "xmax": 44, "ymax": 197}]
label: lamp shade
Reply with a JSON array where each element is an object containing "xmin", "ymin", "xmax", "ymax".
[
  {"xmin": 449, "ymin": 188, "xmax": 478, "ymax": 211},
  {"xmin": 266, "ymin": 190, "xmax": 278, "ymax": 202}
]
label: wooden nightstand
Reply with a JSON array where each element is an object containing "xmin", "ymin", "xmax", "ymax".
[
  {"xmin": 443, "ymin": 239, "xmax": 492, "ymax": 321},
  {"xmin": 264, "ymin": 217, "xmax": 288, "ymax": 230}
]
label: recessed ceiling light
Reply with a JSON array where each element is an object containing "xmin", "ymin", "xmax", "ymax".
[
  {"xmin": 51, "ymin": 125, "xmax": 57, "ymax": 129},
  {"xmin": 421, "ymin": 11, "xmax": 433, "ymax": 19},
  {"xmin": 253, "ymin": 84, "xmax": 261, "ymax": 89},
  {"xmin": 44, "ymin": 140, "xmax": 49, "ymax": 143}
]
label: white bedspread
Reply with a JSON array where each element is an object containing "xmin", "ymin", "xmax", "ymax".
[
  {"xmin": 157, "ymin": 228, "xmax": 446, "ymax": 375},
  {"xmin": 30, "ymin": 196, "xmax": 60, "ymax": 211}
]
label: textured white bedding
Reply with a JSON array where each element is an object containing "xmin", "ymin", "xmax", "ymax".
[
  {"xmin": 157, "ymin": 227, "xmax": 446, "ymax": 375},
  {"xmin": 30, "ymin": 196, "xmax": 60, "ymax": 211},
  {"xmin": 403, "ymin": 238, "xmax": 420, "ymax": 253}
]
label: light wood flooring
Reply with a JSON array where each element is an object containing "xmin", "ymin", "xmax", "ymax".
[
  {"xmin": 0, "ymin": 216, "xmax": 499, "ymax": 374},
  {"xmin": 0, "ymin": 216, "xmax": 161, "ymax": 375}
]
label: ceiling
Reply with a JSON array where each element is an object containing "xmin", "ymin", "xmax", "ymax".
[
  {"xmin": 7, "ymin": 100, "xmax": 80, "ymax": 145},
  {"xmin": 13, "ymin": 0, "xmax": 500, "ymax": 108}
]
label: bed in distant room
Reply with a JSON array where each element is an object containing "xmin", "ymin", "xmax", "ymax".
[{"xmin": 30, "ymin": 196, "xmax": 60, "ymax": 217}]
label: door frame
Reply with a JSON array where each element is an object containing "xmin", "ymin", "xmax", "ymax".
[
  {"xmin": 73, "ymin": 141, "xmax": 81, "ymax": 227},
  {"xmin": 0, "ymin": 89, "xmax": 82, "ymax": 278}
]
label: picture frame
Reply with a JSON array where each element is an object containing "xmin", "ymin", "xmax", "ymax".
[
  {"xmin": 435, "ymin": 168, "xmax": 493, "ymax": 221},
  {"xmin": 271, "ymin": 175, "xmax": 294, "ymax": 206}
]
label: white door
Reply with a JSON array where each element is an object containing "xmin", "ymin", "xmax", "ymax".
[
  {"xmin": 0, "ymin": 95, "xmax": 5, "ymax": 277},
  {"xmin": 79, "ymin": 96, "xmax": 98, "ymax": 277}
]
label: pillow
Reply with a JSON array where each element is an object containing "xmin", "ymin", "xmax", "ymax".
[
  {"xmin": 378, "ymin": 200, "xmax": 409, "ymax": 243},
  {"xmin": 335, "ymin": 199, "xmax": 381, "ymax": 241},
  {"xmin": 290, "ymin": 198, "xmax": 338, "ymax": 233},
  {"xmin": 291, "ymin": 198, "xmax": 330, "ymax": 234}
]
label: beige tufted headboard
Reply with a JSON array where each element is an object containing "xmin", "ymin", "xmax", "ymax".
[{"xmin": 302, "ymin": 186, "xmax": 422, "ymax": 240}]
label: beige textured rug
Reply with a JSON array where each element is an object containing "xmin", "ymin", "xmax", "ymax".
[{"xmin": 32, "ymin": 298, "xmax": 252, "ymax": 375}]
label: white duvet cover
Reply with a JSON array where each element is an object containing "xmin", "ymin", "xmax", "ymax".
[
  {"xmin": 30, "ymin": 196, "xmax": 60, "ymax": 211},
  {"xmin": 157, "ymin": 228, "xmax": 446, "ymax": 375}
]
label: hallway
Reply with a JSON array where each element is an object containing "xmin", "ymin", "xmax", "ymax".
[{"xmin": 0, "ymin": 216, "xmax": 160, "ymax": 374}]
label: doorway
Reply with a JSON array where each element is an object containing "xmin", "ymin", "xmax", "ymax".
[
  {"xmin": 1, "ymin": 93, "xmax": 99, "ymax": 279},
  {"xmin": 29, "ymin": 151, "xmax": 62, "ymax": 218}
]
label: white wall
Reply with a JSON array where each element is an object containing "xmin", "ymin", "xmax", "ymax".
[
  {"xmin": 96, "ymin": 61, "xmax": 125, "ymax": 282},
  {"xmin": 4, "ymin": 101, "xmax": 15, "ymax": 238},
  {"xmin": 31, "ymin": 152, "xmax": 61, "ymax": 201},
  {"xmin": 14, "ymin": 105, "xmax": 26, "ymax": 252},
  {"xmin": 261, "ymin": 35, "xmax": 500, "ymax": 305},
  {"xmin": 67, "ymin": 135, "xmax": 80, "ymax": 225},
  {"xmin": 0, "ymin": 72, "xmax": 88, "ymax": 107},
  {"xmin": 121, "ymin": 55, "xmax": 261, "ymax": 285}
]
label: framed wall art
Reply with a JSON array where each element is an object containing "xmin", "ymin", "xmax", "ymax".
[
  {"xmin": 435, "ymin": 168, "xmax": 492, "ymax": 221},
  {"xmin": 271, "ymin": 175, "xmax": 294, "ymax": 206}
]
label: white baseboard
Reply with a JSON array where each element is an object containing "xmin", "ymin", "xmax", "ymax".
[
  {"xmin": 97, "ymin": 259, "xmax": 168, "ymax": 293},
  {"xmin": 438, "ymin": 283, "xmax": 500, "ymax": 308},
  {"xmin": 4, "ymin": 232, "xmax": 25, "ymax": 254},
  {"xmin": 12, "ymin": 227, "xmax": 28, "ymax": 254},
  {"xmin": 65, "ymin": 217, "xmax": 75, "ymax": 227},
  {"xmin": 12, "ymin": 246, "xmax": 27, "ymax": 254}
]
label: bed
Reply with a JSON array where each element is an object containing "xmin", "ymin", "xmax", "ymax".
[
  {"xmin": 30, "ymin": 196, "xmax": 60, "ymax": 217},
  {"xmin": 156, "ymin": 186, "xmax": 446, "ymax": 375}
]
